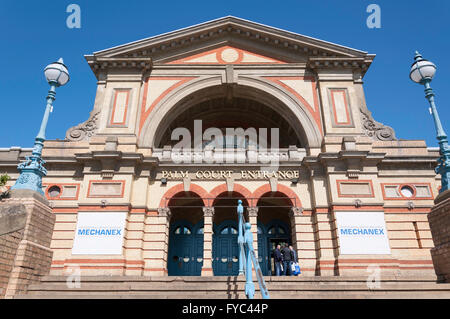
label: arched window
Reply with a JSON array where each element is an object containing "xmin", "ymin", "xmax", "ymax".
[
  {"xmin": 196, "ymin": 227, "xmax": 204, "ymax": 235},
  {"xmin": 174, "ymin": 226, "xmax": 191, "ymax": 235},
  {"xmin": 266, "ymin": 222, "xmax": 289, "ymax": 237},
  {"xmin": 220, "ymin": 226, "xmax": 238, "ymax": 235}
]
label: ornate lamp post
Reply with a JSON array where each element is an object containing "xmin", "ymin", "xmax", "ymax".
[
  {"xmin": 410, "ymin": 52, "xmax": 450, "ymax": 193},
  {"xmin": 11, "ymin": 58, "xmax": 70, "ymax": 196}
]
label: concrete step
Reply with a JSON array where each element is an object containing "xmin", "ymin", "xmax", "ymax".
[
  {"xmin": 25, "ymin": 282, "xmax": 450, "ymax": 292},
  {"xmin": 15, "ymin": 275, "xmax": 450, "ymax": 299}
]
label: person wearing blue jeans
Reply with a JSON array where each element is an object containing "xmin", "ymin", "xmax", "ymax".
[
  {"xmin": 273, "ymin": 244, "xmax": 283, "ymax": 276},
  {"xmin": 281, "ymin": 244, "xmax": 293, "ymax": 276}
]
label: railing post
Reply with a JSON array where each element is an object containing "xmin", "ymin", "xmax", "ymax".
[
  {"xmin": 244, "ymin": 222, "xmax": 255, "ymax": 299},
  {"xmin": 237, "ymin": 200, "xmax": 270, "ymax": 299},
  {"xmin": 237, "ymin": 200, "xmax": 245, "ymax": 275}
]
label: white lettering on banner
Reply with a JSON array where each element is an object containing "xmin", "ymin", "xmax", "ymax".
[
  {"xmin": 335, "ymin": 212, "xmax": 391, "ymax": 255},
  {"xmin": 72, "ymin": 212, "xmax": 127, "ymax": 255}
]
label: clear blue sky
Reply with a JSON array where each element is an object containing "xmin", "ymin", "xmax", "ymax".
[{"xmin": 0, "ymin": 0, "xmax": 449, "ymax": 148}]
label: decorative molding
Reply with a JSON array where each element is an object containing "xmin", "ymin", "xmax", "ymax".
[
  {"xmin": 381, "ymin": 183, "xmax": 434, "ymax": 200},
  {"xmin": 353, "ymin": 199, "xmax": 362, "ymax": 208},
  {"xmin": 85, "ymin": 56, "xmax": 152, "ymax": 80},
  {"xmin": 337, "ymin": 180, "xmax": 375, "ymax": 198},
  {"xmin": 157, "ymin": 207, "xmax": 171, "ymax": 218},
  {"xmin": 360, "ymin": 108, "xmax": 396, "ymax": 141},
  {"xmin": 202, "ymin": 207, "xmax": 214, "ymax": 217},
  {"xmin": 290, "ymin": 206, "xmax": 303, "ymax": 217},
  {"xmin": 66, "ymin": 110, "xmax": 101, "ymax": 142},
  {"xmin": 329, "ymin": 88, "xmax": 353, "ymax": 127},
  {"xmin": 87, "ymin": 180, "xmax": 125, "ymax": 198},
  {"xmin": 247, "ymin": 207, "xmax": 259, "ymax": 217}
]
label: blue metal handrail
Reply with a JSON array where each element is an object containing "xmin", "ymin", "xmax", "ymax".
[{"xmin": 237, "ymin": 200, "xmax": 270, "ymax": 299}]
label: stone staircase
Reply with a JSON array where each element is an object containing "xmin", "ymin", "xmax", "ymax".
[{"xmin": 14, "ymin": 275, "xmax": 450, "ymax": 299}]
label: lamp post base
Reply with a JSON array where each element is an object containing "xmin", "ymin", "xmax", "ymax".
[{"xmin": 11, "ymin": 170, "xmax": 45, "ymax": 196}]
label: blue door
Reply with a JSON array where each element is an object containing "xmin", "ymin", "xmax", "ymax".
[
  {"xmin": 168, "ymin": 220, "xmax": 204, "ymax": 276},
  {"xmin": 213, "ymin": 220, "xmax": 239, "ymax": 276},
  {"xmin": 257, "ymin": 222, "xmax": 270, "ymax": 276}
]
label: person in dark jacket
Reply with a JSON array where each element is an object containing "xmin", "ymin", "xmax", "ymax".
[
  {"xmin": 273, "ymin": 245, "xmax": 283, "ymax": 276},
  {"xmin": 289, "ymin": 245, "xmax": 298, "ymax": 263},
  {"xmin": 281, "ymin": 244, "xmax": 292, "ymax": 276},
  {"xmin": 289, "ymin": 245, "xmax": 299, "ymax": 276}
]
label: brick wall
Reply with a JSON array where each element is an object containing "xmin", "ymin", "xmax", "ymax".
[
  {"xmin": 0, "ymin": 230, "xmax": 23, "ymax": 298},
  {"xmin": 428, "ymin": 190, "xmax": 450, "ymax": 282},
  {"xmin": 0, "ymin": 190, "xmax": 55, "ymax": 298}
]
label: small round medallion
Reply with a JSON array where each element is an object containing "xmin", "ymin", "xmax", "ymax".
[{"xmin": 221, "ymin": 48, "xmax": 239, "ymax": 63}]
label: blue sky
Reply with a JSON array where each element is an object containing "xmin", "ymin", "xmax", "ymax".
[{"xmin": 0, "ymin": 0, "xmax": 449, "ymax": 148}]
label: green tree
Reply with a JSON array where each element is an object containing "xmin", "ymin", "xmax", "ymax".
[{"xmin": 0, "ymin": 174, "xmax": 10, "ymax": 187}]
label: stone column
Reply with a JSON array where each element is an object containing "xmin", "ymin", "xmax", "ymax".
[
  {"xmin": 1, "ymin": 190, "xmax": 55, "ymax": 299},
  {"xmin": 428, "ymin": 190, "xmax": 450, "ymax": 282},
  {"xmin": 247, "ymin": 207, "xmax": 259, "ymax": 259},
  {"xmin": 201, "ymin": 207, "xmax": 214, "ymax": 276},
  {"xmin": 303, "ymin": 160, "xmax": 337, "ymax": 276},
  {"xmin": 143, "ymin": 207, "xmax": 171, "ymax": 276}
]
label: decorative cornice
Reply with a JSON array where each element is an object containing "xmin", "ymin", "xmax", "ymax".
[
  {"xmin": 85, "ymin": 17, "xmax": 374, "ymax": 78},
  {"xmin": 308, "ymin": 56, "xmax": 375, "ymax": 77},
  {"xmin": 84, "ymin": 56, "xmax": 152, "ymax": 80}
]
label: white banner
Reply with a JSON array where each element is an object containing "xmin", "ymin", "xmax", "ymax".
[
  {"xmin": 72, "ymin": 212, "xmax": 127, "ymax": 255},
  {"xmin": 335, "ymin": 211, "xmax": 391, "ymax": 255}
]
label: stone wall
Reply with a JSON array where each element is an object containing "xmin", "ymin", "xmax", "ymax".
[
  {"xmin": 0, "ymin": 190, "xmax": 55, "ymax": 298},
  {"xmin": 428, "ymin": 190, "xmax": 450, "ymax": 282}
]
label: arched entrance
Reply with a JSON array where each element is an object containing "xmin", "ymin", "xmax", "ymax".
[
  {"xmin": 256, "ymin": 193, "xmax": 293, "ymax": 276},
  {"xmin": 212, "ymin": 192, "xmax": 249, "ymax": 276},
  {"xmin": 140, "ymin": 81, "xmax": 322, "ymax": 149},
  {"xmin": 167, "ymin": 192, "xmax": 204, "ymax": 276}
]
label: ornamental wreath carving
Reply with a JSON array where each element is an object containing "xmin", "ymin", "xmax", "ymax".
[
  {"xmin": 65, "ymin": 110, "xmax": 101, "ymax": 142},
  {"xmin": 360, "ymin": 108, "xmax": 397, "ymax": 141}
]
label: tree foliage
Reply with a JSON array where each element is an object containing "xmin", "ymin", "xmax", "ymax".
[{"xmin": 0, "ymin": 174, "xmax": 10, "ymax": 187}]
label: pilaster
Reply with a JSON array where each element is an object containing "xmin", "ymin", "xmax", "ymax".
[{"xmin": 201, "ymin": 207, "xmax": 214, "ymax": 276}]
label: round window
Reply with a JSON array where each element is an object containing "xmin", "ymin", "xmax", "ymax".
[
  {"xmin": 400, "ymin": 185, "xmax": 414, "ymax": 198},
  {"xmin": 48, "ymin": 185, "xmax": 61, "ymax": 198}
]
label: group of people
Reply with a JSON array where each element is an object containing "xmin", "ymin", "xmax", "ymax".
[{"xmin": 273, "ymin": 244, "xmax": 299, "ymax": 276}]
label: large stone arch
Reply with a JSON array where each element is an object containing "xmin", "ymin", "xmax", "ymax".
[
  {"xmin": 138, "ymin": 76, "xmax": 322, "ymax": 148},
  {"xmin": 159, "ymin": 183, "xmax": 210, "ymax": 207},
  {"xmin": 253, "ymin": 183, "xmax": 302, "ymax": 208}
]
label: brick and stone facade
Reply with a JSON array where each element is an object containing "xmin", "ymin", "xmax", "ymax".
[{"xmin": 0, "ymin": 17, "xmax": 441, "ymax": 281}]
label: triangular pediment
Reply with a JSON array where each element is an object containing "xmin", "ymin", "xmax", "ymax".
[
  {"xmin": 166, "ymin": 45, "xmax": 287, "ymax": 65},
  {"xmin": 85, "ymin": 16, "xmax": 374, "ymax": 75}
]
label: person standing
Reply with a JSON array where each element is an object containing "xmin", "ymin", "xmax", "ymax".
[
  {"xmin": 289, "ymin": 245, "xmax": 299, "ymax": 276},
  {"xmin": 273, "ymin": 244, "xmax": 283, "ymax": 276},
  {"xmin": 281, "ymin": 244, "xmax": 292, "ymax": 276}
]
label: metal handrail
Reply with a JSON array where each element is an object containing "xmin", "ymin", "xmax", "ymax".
[{"xmin": 237, "ymin": 200, "xmax": 270, "ymax": 299}]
